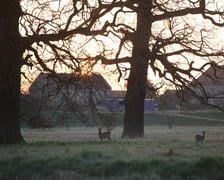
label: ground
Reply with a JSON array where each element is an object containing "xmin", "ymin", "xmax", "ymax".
[{"xmin": 1, "ymin": 112, "xmax": 224, "ymax": 179}]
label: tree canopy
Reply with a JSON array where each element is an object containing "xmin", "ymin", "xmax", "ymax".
[{"xmin": 21, "ymin": 0, "xmax": 224, "ymax": 101}]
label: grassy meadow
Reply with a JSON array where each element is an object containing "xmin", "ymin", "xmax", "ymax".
[{"xmin": 1, "ymin": 111, "xmax": 224, "ymax": 179}]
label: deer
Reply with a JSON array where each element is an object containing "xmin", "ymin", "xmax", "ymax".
[
  {"xmin": 98, "ymin": 128, "xmax": 111, "ymax": 142},
  {"xmin": 195, "ymin": 131, "xmax": 206, "ymax": 143}
]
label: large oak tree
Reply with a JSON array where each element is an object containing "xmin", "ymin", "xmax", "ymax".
[{"xmin": 75, "ymin": 0, "xmax": 224, "ymax": 137}]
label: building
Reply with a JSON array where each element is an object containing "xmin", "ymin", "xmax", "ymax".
[
  {"xmin": 107, "ymin": 81, "xmax": 158, "ymax": 112},
  {"xmin": 189, "ymin": 65, "xmax": 224, "ymax": 108},
  {"xmin": 159, "ymin": 65, "xmax": 224, "ymax": 110},
  {"xmin": 20, "ymin": 73, "xmax": 113, "ymax": 127},
  {"xmin": 28, "ymin": 72, "xmax": 112, "ymax": 111}
]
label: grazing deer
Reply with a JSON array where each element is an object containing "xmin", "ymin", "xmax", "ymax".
[
  {"xmin": 98, "ymin": 128, "xmax": 111, "ymax": 142},
  {"xmin": 195, "ymin": 131, "xmax": 206, "ymax": 142}
]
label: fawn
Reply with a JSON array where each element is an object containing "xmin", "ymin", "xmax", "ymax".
[
  {"xmin": 195, "ymin": 131, "xmax": 206, "ymax": 142},
  {"xmin": 98, "ymin": 128, "xmax": 111, "ymax": 142}
]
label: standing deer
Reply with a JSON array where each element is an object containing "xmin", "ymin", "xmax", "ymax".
[
  {"xmin": 195, "ymin": 131, "xmax": 206, "ymax": 142},
  {"xmin": 98, "ymin": 128, "xmax": 111, "ymax": 142}
]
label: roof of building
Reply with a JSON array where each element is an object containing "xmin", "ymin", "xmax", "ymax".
[
  {"xmin": 29, "ymin": 73, "xmax": 112, "ymax": 93},
  {"xmin": 194, "ymin": 65, "xmax": 224, "ymax": 86}
]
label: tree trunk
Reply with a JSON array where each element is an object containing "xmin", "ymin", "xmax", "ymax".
[
  {"xmin": 0, "ymin": 1, "xmax": 24, "ymax": 144},
  {"xmin": 122, "ymin": 1, "xmax": 152, "ymax": 138}
]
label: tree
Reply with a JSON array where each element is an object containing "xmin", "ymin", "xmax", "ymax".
[
  {"xmin": 71, "ymin": 0, "xmax": 224, "ymax": 137},
  {"xmin": 122, "ymin": 1, "xmax": 152, "ymax": 137},
  {"xmin": 0, "ymin": 1, "xmax": 24, "ymax": 144},
  {"xmin": 69, "ymin": 0, "xmax": 224, "ymax": 137},
  {"xmin": 122, "ymin": 0, "xmax": 224, "ymax": 137},
  {"xmin": 1, "ymin": 0, "xmax": 114, "ymax": 143}
]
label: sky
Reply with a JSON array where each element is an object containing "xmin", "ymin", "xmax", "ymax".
[{"xmin": 20, "ymin": 0, "xmax": 224, "ymax": 95}]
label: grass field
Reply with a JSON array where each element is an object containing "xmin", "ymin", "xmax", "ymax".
[{"xmin": 1, "ymin": 111, "xmax": 224, "ymax": 179}]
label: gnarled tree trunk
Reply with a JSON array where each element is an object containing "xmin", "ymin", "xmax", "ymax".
[
  {"xmin": 0, "ymin": 1, "xmax": 24, "ymax": 144},
  {"xmin": 122, "ymin": 1, "xmax": 152, "ymax": 138}
]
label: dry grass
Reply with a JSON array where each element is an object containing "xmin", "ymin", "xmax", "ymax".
[
  {"xmin": 0, "ymin": 126, "xmax": 223, "ymax": 161},
  {"xmin": 1, "ymin": 125, "xmax": 224, "ymax": 179},
  {"xmin": 21, "ymin": 125, "xmax": 224, "ymax": 143}
]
